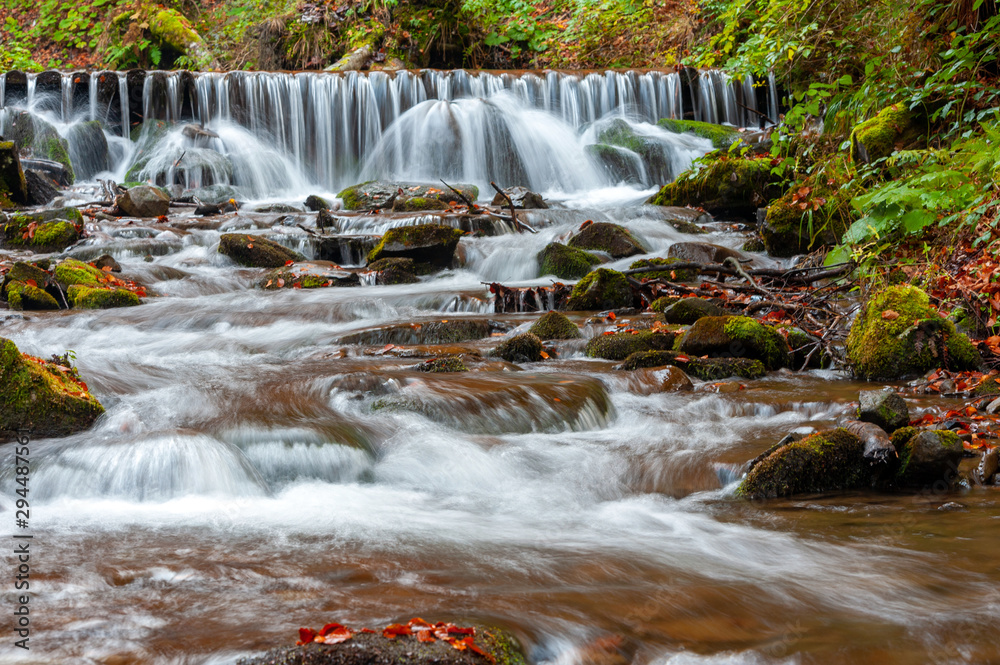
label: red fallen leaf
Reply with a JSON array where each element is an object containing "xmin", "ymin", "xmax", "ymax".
[
  {"xmin": 320, "ymin": 623, "xmax": 347, "ymax": 636},
  {"xmin": 606, "ymin": 312, "xmax": 616, "ymax": 321},
  {"xmin": 417, "ymin": 630, "xmax": 437, "ymax": 643},
  {"xmin": 360, "ymin": 628, "xmax": 377, "ymax": 634},
  {"xmin": 293, "ymin": 282, "xmax": 303, "ymax": 289},
  {"xmin": 409, "ymin": 618, "xmax": 432, "ymax": 628},
  {"xmin": 383, "ymin": 624, "xmax": 412, "ymax": 639},
  {"xmin": 539, "ymin": 350, "xmax": 550, "ymax": 359},
  {"xmin": 579, "ymin": 220, "xmax": 593, "ymax": 230},
  {"xmin": 265, "ymin": 280, "xmax": 273, "ymax": 288},
  {"xmin": 285, "ymin": 259, "xmax": 295, "ymax": 266},
  {"xmin": 277, "ymin": 278, "xmax": 285, "ymax": 288},
  {"xmin": 670, "ymin": 270, "xmax": 677, "ymax": 280},
  {"xmin": 298, "ymin": 628, "xmax": 317, "ymax": 645},
  {"xmin": 674, "ymin": 355, "xmax": 690, "ymax": 362},
  {"xmin": 247, "ymin": 243, "xmax": 254, "ymax": 249},
  {"xmin": 881, "ymin": 310, "xmax": 900, "ymax": 320},
  {"xmin": 156, "ymin": 215, "xmax": 168, "ymax": 223},
  {"xmin": 24, "ymin": 279, "xmax": 37, "ymax": 288},
  {"xmin": 965, "ymin": 405, "xmax": 978, "ymax": 416},
  {"xmin": 319, "ymin": 624, "xmax": 353, "ymax": 644}
]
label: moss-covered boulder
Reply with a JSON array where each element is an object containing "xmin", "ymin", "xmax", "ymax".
[
  {"xmin": 845, "ymin": 286, "xmax": 981, "ymax": 380},
  {"xmin": 1, "ymin": 209, "xmax": 81, "ymax": 252},
  {"xmin": 1, "ymin": 112, "xmax": 74, "ymax": 183},
  {"xmin": 537, "ymin": 243, "xmax": 601, "ymax": 279},
  {"xmin": 393, "ymin": 196, "xmax": 449, "ymax": 212},
  {"xmin": 366, "ymin": 224, "xmax": 465, "ymax": 268},
  {"xmin": 219, "ymin": 234, "xmax": 305, "ymax": 268},
  {"xmin": 585, "ymin": 330, "xmax": 680, "ymax": 360},
  {"xmin": 628, "ymin": 257, "xmax": 695, "ymax": 282},
  {"xmin": 1, "ymin": 337, "xmax": 105, "ymax": 441},
  {"xmin": 415, "ymin": 357, "xmax": 469, "ymax": 372},
  {"xmin": 259, "ymin": 261, "xmax": 360, "ymax": 289},
  {"xmin": 0, "ymin": 141, "xmax": 29, "ymax": 206},
  {"xmin": 657, "ymin": 118, "xmax": 739, "ymax": 149},
  {"xmin": 304, "ymin": 194, "xmax": 332, "ymax": 211},
  {"xmin": 648, "ymin": 156, "xmax": 783, "ymax": 219},
  {"xmin": 2, "ymin": 261, "xmax": 52, "ymax": 293},
  {"xmin": 67, "ymin": 285, "xmax": 141, "ymax": 309},
  {"xmin": 54, "ymin": 258, "xmax": 105, "ymax": 288},
  {"xmin": 338, "ymin": 319, "xmax": 504, "ymax": 346},
  {"xmin": 619, "ymin": 350, "xmax": 767, "ymax": 380},
  {"xmin": 5, "ymin": 282, "xmax": 60, "ymax": 311},
  {"xmin": 367, "ymin": 257, "xmax": 432, "ymax": 284},
  {"xmin": 117, "ymin": 184, "xmax": 170, "ymax": 218},
  {"xmin": 568, "ymin": 222, "xmax": 646, "ymax": 258},
  {"xmin": 338, "ymin": 181, "xmax": 478, "ymax": 212},
  {"xmin": 661, "ymin": 297, "xmax": 727, "ymax": 324},
  {"xmin": 666, "ymin": 241, "xmax": 749, "ymax": 265},
  {"xmin": 893, "ymin": 429, "xmax": 964, "ymax": 488},
  {"xmin": 850, "ymin": 104, "xmax": 925, "ymax": 165},
  {"xmin": 676, "ymin": 315, "xmax": 790, "ymax": 370},
  {"xmin": 857, "ymin": 389, "xmax": 909, "ymax": 432},
  {"xmin": 564, "ymin": 268, "xmax": 634, "ymax": 311},
  {"xmin": 492, "ymin": 333, "xmax": 544, "ymax": 363},
  {"xmin": 737, "ymin": 429, "xmax": 868, "ymax": 499},
  {"xmin": 528, "ymin": 311, "xmax": 581, "ymax": 340},
  {"xmin": 589, "ymin": 118, "xmax": 679, "ymax": 183},
  {"xmin": 148, "ymin": 7, "xmax": 217, "ymax": 68},
  {"xmin": 649, "ymin": 296, "xmax": 681, "ymax": 313}
]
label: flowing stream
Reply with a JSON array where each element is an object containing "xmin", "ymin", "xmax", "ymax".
[{"xmin": 1, "ymin": 70, "xmax": 999, "ymax": 665}]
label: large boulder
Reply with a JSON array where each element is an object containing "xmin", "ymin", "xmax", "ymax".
[
  {"xmin": 1, "ymin": 111, "xmax": 75, "ymax": 183},
  {"xmin": 117, "ymin": 185, "xmax": 170, "ymax": 217},
  {"xmin": 492, "ymin": 333, "xmax": 544, "ymax": 362},
  {"xmin": 1, "ymin": 208, "xmax": 82, "ymax": 252},
  {"xmin": 892, "ymin": 428, "xmax": 964, "ymax": 488},
  {"xmin": 5, "ymin": 282, "xmax": 60, "ymax": 311},
  {"xmin": 564, "ymin": 268, "xmax": 634, "ymax": 311},
  {"xmin": 1, "ymin": 337, "xmax": 105, "ymax": 441},
  {"xmin": 845, "ymin": 286, "xmax": 981, "ymax": 380},
  {"xmin": 850, "ymin": 104, "xmax": 926, "ymax": 165},
  {"xmin": 662, "ymin": 297, "xmax": 727, "ymax": 324},
  {"xmin": 67, "ymin": 285, "xmax": 141, "ymax": 309},
  {"xmin": 568, "ymin": 222, "xmax": 646, "ymax": 258},
  {"xmin": 0, "ymin": 141, "xmax": 29, "ymax": 205},
  {"xmin": 338, "ymin": 181, "xmax": 478, "ymax": 212},
  {"xmin": 588, "ymin": 119, "xmax": 680, "ymax": 184},
  {"xmin": 737, "ymin": 429, "xmax": 868, "ymax": 499},
  {"xmin": 54, "ymin": 258, "xmax": 106, "ymax": 288},
  {"xmin": 537, "ymin": 243, "xmax": 601, "ymax": 279},
  {"xmin": 366, "ymin": 224, "xmax": 465, "ymax": 268},
  {"xmin": 24, "ymin": 169, "xmax": 60, "ymax": 206},
  {"xmin": 857, "ymin": 389, "xmax": 909, "ymax": 432},
  {"xmin": 366, "ymin": 257, "xmax": 429, "ymax": 285},
  {"xmin": 218, "ymin": 234, "xmax": 306, "ymax": 268},
  {"xmin": 676, "ymin": 315, "xmax": 791, "ymax": 370},
  {"xmin": 648, "ymin": 155, "xmax": 783, "ymax": 219}
]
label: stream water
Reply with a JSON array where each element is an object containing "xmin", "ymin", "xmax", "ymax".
[{"xmin": 1, "ymin": 70, "xmax": 999, "ymax": 665}]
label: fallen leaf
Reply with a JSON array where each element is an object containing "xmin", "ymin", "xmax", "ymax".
[
  {"xmin": 383, "ymin": 624, "xmax": 412, "ymax": 639},
  {"xmin": 881, "ymin": 310, "xmax": 900, "ymax": 320}
]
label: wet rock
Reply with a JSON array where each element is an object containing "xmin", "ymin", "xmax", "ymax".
[
  {"xmin": 585, "ymin": 330, "xmax": 680, "ymax": 360},
  {"xmin": 491, "ymin": 186, "xmax": 547, "ymax": 209},
  {"xmin": 1, "ymin": 209, "xmax": 81, "ymax": 252},
  {"xmin": 93, "ymin": 254, "xmax": 122, "ymax": 273},
  {"xmin": 339, "ymin": 181, "xmax": 478, "ymax": 212},
  {"xmin": 666, "ymin": 242, "xmax": 750, "ymax": 265},
  {"xmin": 528, "ymin": 311, "xmax": 581, "ymax": 340},
  {"xmin": 5, "ymin": 281, "xmax": 60, "ymax": 311},
  {"xmin": 219, "ymin": 234, "xmax": 305, "ymax": 268},
  {"xmin": 676, "ymin": 315, "xmax": 790, "ymax": 370},
  {"xmin": 568, "ymin": 222, "xmax": 646, "ymax": 258},
  {"xmin": 564, "ymin": 268, "xmax": 635, "ymax": 311},
  {"xmin": 628, "ymin": 257, "xmax": 695, "ymax": 282},
  {"xmin": 857, "ymin": 389, "xmax": 909, "ymax": 432},
  {"xmin": 251, "ymin": 203, "xmax": 303, "ymax": 214},
  {"xmin": 366, "ymin": 257, "xmax": 427, "ymax": 285},
  {"xmin": 367, "ymin": 224, "xmax": 465, "ymax": 268},
  {"xmin": 0, "ymin": 337, "xmax": 105, "ymax": 442},
  {"xmin": 618, "ymin": 350, "xmax": 767, "ymax": 380},
  {"xmin": 591, "ymin": 119, "xmax": 679, "ymax": 184},
  {"xmin": 19, "ymin": 158, "xmax": 71, "ymax": 187},
  {"xmin": 1, "ymin": 111, "xmax": 75, "ymax": 183},
  {"xmin": 845, "ymin": 286, "xmax": 981, "ymax": 380},
  {"xmin": 779, "ymin": 325, "xmax": 827, "ymax": 369},
  {"xmin": 737, "ymin": 429, "xmax": 868, "ymax": 499},
  {"xmin": 624, "ymin": 365, "xmax": 694, "ymax": 394},
  {"xmin": 975, "ymin": 448, "xmax": 998, "ymax": 484},
  {"xmin": 66, "ymin": 120, "xmax": 110, "ymax": 181},
  {"xmin": 54, "ymin": 258, "xmax": 106, "ymax": 287},
  {"xmin": 339, "ymin": 319, "xmax": 508, "ymax": 346},
  {"xmin": 304, "ymin": 194, "xmax": 332, "ymax": 211},
  {"xmin": 24, "ymin": 169, "xmax": 59, "ymax": 206},
  {"xmin": 648, "ymin": 155, "xmax": 783, "ymax": 219},
  {"xmin": 537, "ymin": 243, "xmax": 602, "ymax": 279},
  {"xmin": 67, "ymin": 285, "xmax": 141, "ymax": 309},
  {"xmin": 661, "ymin": 297, "xmax": 727, "ymax": 325},
  {"xmin": 117, "ymin": 184, "xmax": 170, "ymax": 217},
  {"xmin": 393, "ymin": 195, "xmax": 449, "ymax": 212},
  {"xmin": 649, "ymin": 295, "xmax": 681, "ymax": 313},
  {"xmin": 180, "ymin": 184, "xmax": 244, "ymax": 205},
  {"xmin": 0, "ymin": 142, "xmax": 29, "ymax": 205},
  {"xmin": 656, "ymin": 118, "xmax": 739, "ymax": 149},
  {"xmin": 491, "ymin": 333, "xmax": 544, "ymax": 363},
  {"xmin": 893, "ymin": 429, "xmax": 964, "ymax": 488},
  {"xmin": 415, "ymin": 357, "xmax": 468, "ymax": 372},
  {"xmin": 259, "ymin": 261, "xmax": 360, "ymax": 289},
  {"xmin": 657, "ymin": 206, "xmax": 710, "ymax": 234}
]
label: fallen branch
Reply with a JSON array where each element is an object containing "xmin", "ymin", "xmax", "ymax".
[{"xmin": 489, "ymin": 181, "xmax": 536, "ymax": 233}]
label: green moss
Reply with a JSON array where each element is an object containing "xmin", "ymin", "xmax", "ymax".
[
  {"xmin": 54, "ymin": 259, "xmax": 104, "ymax": 287},
  {"xmin": 661, "ymin": 297, "xmax": 726, "ymax": 324},
  {"xmin": 568, "ymin": 222, "xmax": 646, "ymax": 258},
  {"xmin": 67, "ymin": 285, "xmax": 141, "ymax": 309},
  {"xmin": 676, "ymin": 315, "xmax": 790, "ymax": 370},
  {"xmin": 366, "ymin": 223, "xmax": 465, "ymax": 267},
  {"xmin": 972, "ymin": 375, "xmax": 1000, "ymax": 396},
  {"xmin": 394, "ymin": 196, "xmax": 448, "ymax": 212},
  {"xmin": 491, "ymin": 333, "xmax": 544, "ymax": 362},
  {"xmin": 218, "ymin": 234, "xmax": 305, "ymax": 268},
  {"xmin": 737, "ymin": 428, "xmax": 867, "ymax": 499},
  {"xmin": 846, "ymin": 285, "xmax": 981, "ymax": 380},
  {"xmin": 890, "ymin": 426, "xmax": 918, "ymax": 452},
  {"xmin": 565, "ymin": 268, "xmax": 634, "ymax": 311},
  {"xmin": 619, "ymin": 350, "xmax": 766, "ymax": 380},
  {"xmin": 0, "ymin": 337, "xmax": 105, "ymax": 440},
  {"xmin": 6, "ymin": 282, "xmax": 60, "ymax": 311},
  {"xmin": 528, "ymin": 311, "xmax": 581, "ymax": 340},
  {"xmin": 416, "ymin": 357, "xmax": 468, "ymax": 372},
  {"xmin": 39, "ymin": 136, "xmax": 74, "ymax": 184},
  {"xmin": 657, "ymin": 118, "xmax": 739, "ymax": 149},
  {"xmin": 585, "ymin": 330, "xmax": 679, "ymax": 360},
  {"xmin": 2, "ymin": 217, "xmax": 80, "ymax": 251},
  {"xmin": 337, "ymin": 181, "xmax": 372, "ymax": 211},
  {"xmin": 648, "ymin": 156, "xmax": 783, "ymax": 218},
  {"xmin": 628, "ymin": 257, "xmax": 694, "ymax": 281},
  {"xmin": 4, "ymin": 261, "xmax": 50, "ymax": 290},
  {"xmin": 367, "ymin": 257, "xmax": 422, "ymax": 284},
  {"xmin": 537, "ymin": 243, "xmax": 601, "ymax": 279},
  {"xmin": 650, "ymin": 295, "xmax": 681, "ymax": 313},
  {"xmin": 850, "ymin": 104, "xmax": 920, "ymax": 164}
]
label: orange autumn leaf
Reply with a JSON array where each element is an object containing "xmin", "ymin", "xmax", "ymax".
[
  {"xmin": 539, "ymin": 350, "xmax": 550, "ymax": 359},
  {"xmin": 383, "ymin": 624, "xmax": 412, "ymax": 639},
  {"xmin": 285, "ymin": 259, "xmax": 295, "ymax": 266},
  {"xmin": 881, "ymin": 310, "xmax": 900, "ymax": 320},
  {"xmin": 277, "ymin": 278, "xmax": 285, "ymax": 288},
  {"xmin": 298, "ymin": 628, "xmax": 317, "ymax": 645},
  {"xmin": 417, "ymin": 630, "xmax": 437, "ymax": 643},
  {"xmin": 247, "ymin": 243, "xmax": 254, "ymax": 249},
  {"xmin": 24, "ymin": 279, "xmax": 37, "ymax": 288}
]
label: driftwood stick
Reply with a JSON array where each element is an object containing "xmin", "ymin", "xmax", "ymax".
[
  {"xmin": 489, "ymin": 181, "xmax": 536, "ymax": 233},
  {"xmin": 440, "ymin": 179, "xmax": 476, "ymax": 210}
]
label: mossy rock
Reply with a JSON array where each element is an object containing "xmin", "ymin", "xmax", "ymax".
[
  {"xmin": 393, "ymin": 196, "xmax": 449, "ymax": 212},
  {"xmin": 676, "ymin": 315, "xmax": 790, "ymax": 370},
  {"xmin": 415, "ymin": 357, "xmax": 468, "ymax": 372},
  {"xmin": 2, "ymin": 217, "xmax": 80, "ymax": 252},
  {"xmin": 54, "ymin": 259, "xmax": 105, "ymax": 287},
  {"xmin": 657, "ymin": 118, "xmax": 739, "ymax": 149},
  {"xmin": 528, "ymin": 311, "xmax": 581, "ymax": 340},
  {"xmin": 778, "ymin": 325, "xmax": 827, "ymax": 369},
  {"xmin": 585, "ymin": 330, "xmax": 680, "ymax": 360},
  {"xmin": 894, "ymin": 429, "xmax": 964, "ymax": 488},
  {"xmin": 619, "ymin": 350, "xmax": 766, "ymax": 380},
  {"xmin": 857, "ymin": 389, "xmax": 909, "ymax": 432},
  {"xmin": 972, "ymin": 375, "xmax": 1000, "ymax": 397},
  {"xmin": 338, "ymin": 181, "xmax": 478, "ymax": 212},
  {"xmin": 648, "ymin": 156, "xmax": 783, "ymax": 219},
  {"xmin": 5, "ymin": 281, "xmax": 60, "ymax": 311},
  {"xmin": 845, "ymin": 285, "xmax": 981, "ymax": 380},
  {"xmin": 2, "ymin": 261, "xmax": 52, "ymax": 294},
  {"xmin": 219, "ymin": 234, "xmax": 305, "ymax": 268},
  {"xmin": 366, "ymin": 224, "xmax": 465, "ymax": 268},
  {"xmin": 850, "ymin": 104, "xmax": 925, "ymax": 164},
  {"xmin": 367, "ymin": 257, "xmax": 425, "ymax": 284},
  {"xmin": 564, "ymin": 268, "xmax": 634, "ymax": 311},
  {"xmin": 0, "ymin": 337, "xmax": 105, "ymax": 441},
  {"xmin": 10, "ymin": 207, "xmax": 85, "ymax": 225},
  {"xmin": 304, "ymin": 194, "xmax": 331, "ymax": 211},
  {"xmin": 661, "ymin": 297, "xmax": 727, "ymax": 324},
  {"xmin": 0, "ymin": 141, "xmax": 28, "ymax": 205},
  {"xmin": 67, "ymin": 285, "xmax": 141, "ymax": 309},
  {"xmin": 737, "ymin": 429, "xmax": 868, "ymax": 499},
  {"xmin": 568, "ymin": 222, "xmax": 646, "ymax": 258},
  {"xmin": 338, "ymin": 319, "xmax": 501, "ymax": 346},
  {"xmin": 2, "ymin": 113, "xmax": 75, "ymax": 183},
  {"xmin": 259, "ymin": 262, "xmax": 360, "ymax": 289},
  {"xmin": 148, "ymin": 7, "xmax": 216, "ymax": 68},
  {"xmin": 492, "ymin": 333, "xmax": 544, "ymax": 363},
  {"xmin": 628, "ymin": 257, "xmax": 695, "ymax": 282},
  {"xmin": 650, "ymin": 295, "xmax": 681, "ymax": 313},
  {"xmin": 537, "ymin": 243, "xmax": 601, "ymax": 279}
]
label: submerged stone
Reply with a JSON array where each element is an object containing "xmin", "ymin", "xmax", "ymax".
[
  {"xmin": 415, "ymin": 357, "xmax": 469, "ymax": 372},
  {"xmin": 259, "ymin": 261, "xmax": 360, "ymax": 289}
]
